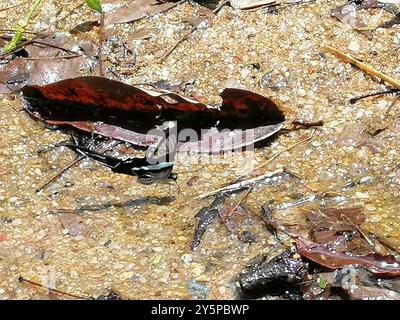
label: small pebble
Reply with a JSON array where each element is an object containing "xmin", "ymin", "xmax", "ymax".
[{"xmin": 181, "ymin": 254, "xmax": 193, "ymax": 264}]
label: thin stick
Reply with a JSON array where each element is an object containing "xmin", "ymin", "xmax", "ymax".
[
  {"xmin": 0, "ymin": 28, "xmax": 36, "ymax": 34},
  {"xmin": 222, "ymin": 185, "xmax": 253, "ymax": 231},
  {"xmin": 340, "ymin": 214, "xmax": 374, "ymax": 247},
  {"xmin": 25, "ymin": 54, "xmax": 81, "ymax": 60},
  {"xmin": 0, "ymin": 3, "xmax": 23, "ymax": 12},
  {"xmin": 195, "ymin": 169, "xmax": 284, "ymax": 200},
  {"xmin": 196, "ymin": 131, "xmax": 315, "ymax": 200},
  {"xmin": 247, "ymin": 129, "xmax": 315, "ymax": 176},
  {"xmin": 213, "ymin": 0, "xmax": 229, "ymax": 14},
  {"xmin": 385, "ymin": 95, "xmax": 400, "ymax": 117},
  {"xmin": 36, "ymin": 156, "xmax": 85, "ymax": 193},
  {"xmin": 19, "ymin": 276, "xmax": 86, "ymax": 299},
  {"xmin": 325, "ymin": 46, "xmax": 400, "ymax": 90},
  {"xmin": 349, "ymin": 89, "xmax": 399, "ymax": 104},
  {"xmin": 161, "ymin": 28, "xmax": 194, "ymax": 61}
]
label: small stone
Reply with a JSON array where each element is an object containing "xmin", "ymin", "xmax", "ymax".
[
  {"xmin": 12, "ymin": 218, "xmax": 22, "ymax": 225},
  {"xmin": 187, "ymin": 279, "xmax": 209, "ymax": 300},
  {"xmin": 348, "ymin": 40, "xmax": 360, "ymax": 51},
  {"xmin": 365, "ymin": 204, "xmax": 376, "ymax": 211},
  {"xmin": 192, "ymin": 267, "xmax": 204, "ymax": 277},
  {"xmin": 218, "ymin": 286, "xmax": 226, "ymax": 295},
  {"xmin": 369, "ymin": 214, "xmax": 382, "ymax": 223},
  {"xmin": 36, "ymin": 230, "xmax": 46, "ymax": 240},
  {"xmin": 181, "ymin": 254, "xmax": 193, "ymax": 264},
  {"xmin": 195, "ymin": 275, "xmax": 210, "ymax": 282},
  {"xmin": 355, "ymin": 192, "xmax": 369, "ymax": 199}
]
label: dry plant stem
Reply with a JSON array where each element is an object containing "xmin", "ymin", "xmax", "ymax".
[
  {"xmin": 248, "ymin": 129, "xmax": 315, "ymax": 176},
  {"xmin": 325, "ymin": 46, "xmax": 400, "ymax": 90},
  {"xmin": 385, "ymin": 95, "xmax": 400, "ymax": 116},
  {"xmin": 0, "ymin": 3, "xmax": 23, "ymax": 12},
  {"xmin": 19, "ymin": 276, "xmax": 86, "ymax": 300},
  {"xmin": 161, "ymin": 27, "xmax": 194, "ymax": 61},
  {"xmin": 349, "ymin": 45, "xmax": 400, "ymax": 79},
  {"xmin": 213, "ymin": 0, "xmax": 229, "ymax": 14},
  {"xmin": 36, "ymin": 156, "xmax": 85, "ymax": 192},
  {"xmin": 25, "ymin": 54, "xmax": 82, "ymax": 60},
  {"xmin": 340, "ymin": 214, "xmax": 374, "ymax": 247},
  {"xmin": 196, "ymin": 130, "xmax": 315, "ymax": 199},
  {"xmin": 195, "ymin": 169, "xmax": 284, "ymax": 200},
  {"xmin": 0, "ymin": 28, "xmax": 36, "ymax": 34},
  {"xmin": 0, "ymin": 38, "xmax": 80, "ymax": 60},
  {"xmin": 222, "ymin": 185, "xmax": 254, "ymax": 231}
]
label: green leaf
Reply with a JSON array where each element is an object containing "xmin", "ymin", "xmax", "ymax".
[
  {"xmin": 85, "ymin": 0, "xmax": 102, "ymax": 13},
  {"xmin": 317, "ymin": 276, "xmax": 327, "ymax": 290}
]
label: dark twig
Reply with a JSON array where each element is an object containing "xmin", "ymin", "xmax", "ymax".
[
  {"xmin": 349, "ymin": 88, "xmax": 399, "ymax": 104},
  {"xmin": 0, "ymin": 3, "xmax": 23, "ymax": 12},
  {"xmin": 385, "ymin": 94, "xmax": 400, "ymax": 116},
  {"xmin": 36, "ymin": 156, "xmax": 85, "ymax": 193},
  {"xmin": 18, "ymin": 276, "xmax": 86, "ymax": 299}
]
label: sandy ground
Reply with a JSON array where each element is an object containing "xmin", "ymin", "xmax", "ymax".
[{"xmin": 0, "ymin": 0, "xmax": 399, "ymax": 299}]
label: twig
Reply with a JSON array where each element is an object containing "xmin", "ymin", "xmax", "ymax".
[
  {"xmin": 385, "ymin": 94, "xmax": 400, "ymax": 117},
  {"xmin": 221, "ymin": 185, "xmax": 253, "ymax": 231},
  {"xmin": 0, "ymin": 3, "xmax": 23, "ymax": 12},
  {"xmin": 195, "ymin": 169, "xmax": 285, "ymax": 200},
  {"xmin": 348, "ymin": 45, "xmax": 400, "ymax": 79},
  {"xmin": 18, "ymin": 276, "xmax": 86, "ymax": 300},
  {"xmin": 213, "ymin": 0, "xmax": 229, "ymax": 14},
  {"xmin": 196, "ymin": 130, "xmax": 315, "ymax": 200},
  {"xmin": 36, "ymin": 156, "xmax": 85, "ymax": 193},
  {"xmin": 325, "ymin": 46, "xmax": 400, "ymax": 90},
  {"xmin": 246, "ymin": 129, "xmax": 315, "ymax": 176},
  {"xmin": 349, "ymin": 88, "xmax": 399, "ymax": 104},
  {"xmin": 0, "ymin": 28, "xmax": 36, "ymax": 34},
  {"xmin": 161, "ymin": 28, "xmax": 194, "ymax": 61},
  {"xmin": 0, "ymin": 38, "xmax": 80, "ymax": 60},
  {"xmin": 340, "ymin": 214, "xmax": 374, "ymax": 247},
  {"xmin": 25, "ymin": 54, "xmax": 82, "ymax": 60}
]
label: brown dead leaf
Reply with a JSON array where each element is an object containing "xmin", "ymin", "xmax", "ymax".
[
  {"xmin": 104, "ymin": 0, "xmax": 180, "ymax": 25},
  {"xmin": 58, "ymin": 212, "xmax": 88, "ymax": 237},
  {"xmin": 0, "ymin": 33, "xmax": 97, "ymax": 94},
  {"xmin": 230, "ymin": 0, "xmax": 277, "ymax": 10}
]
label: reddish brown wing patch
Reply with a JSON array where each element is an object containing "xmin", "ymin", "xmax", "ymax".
[
  {"xmin": 22, "ymin": 76, "xmax": 213, "ymax": 126},
  {"xmin": 23, "ymin": 76, "xmax": 164, "ymax": 113},
  {"xmin": 220, "ymin": 88, "xmax": 285, "ymax": 123}
]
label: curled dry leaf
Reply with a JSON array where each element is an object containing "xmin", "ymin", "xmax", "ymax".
[
  {"xmin": 0, "ymin": 33, "xmax": 97, "ymax": 94},
  {"xmin": 58, "ymin": 212, "xmax": 88, "ymax": 237},
  {"xmin": 307, "ymin": 207, "xmax": 365, "ymax": 246},
  {"xmin": 104, "ymin": 0, "xmax": 180, "ymax": 25},
  {"xmin": 230, "ymin": 0, "xmax": 277, "ymax": 10},
  {"xmin": 295, "ymin": 238, "xmax": 400, "ymax": 276}
]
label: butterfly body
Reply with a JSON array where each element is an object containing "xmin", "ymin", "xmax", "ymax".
[{"xmin": 60, "ymin": 142, "xmax": 178, "ymax": 184}]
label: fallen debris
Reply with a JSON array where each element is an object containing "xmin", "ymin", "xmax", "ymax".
[
  {"xmin": 325, "ymin": 45, "xmax": 400, "ymax": 90},
  {"xmin": 239, "ymin": 249, "xmax": 308, "ymax": 297}
]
